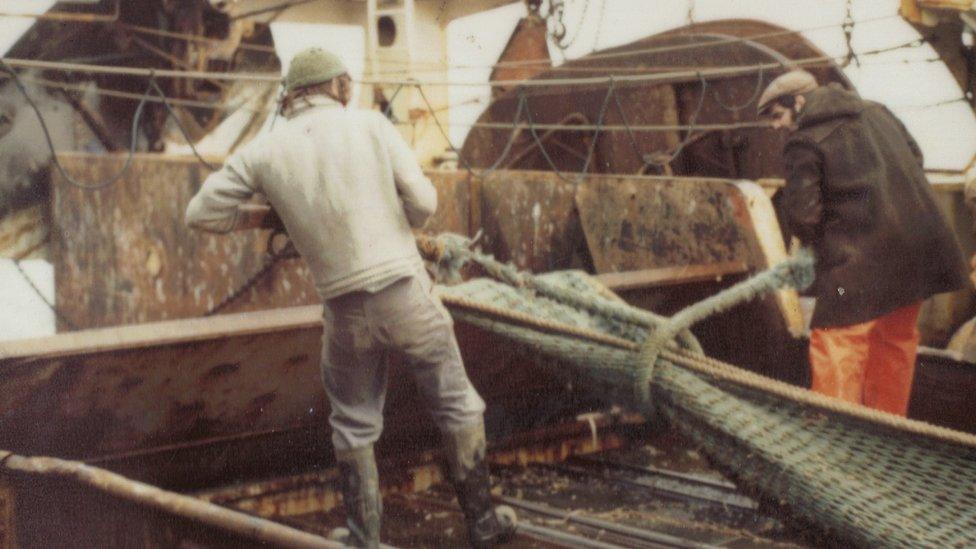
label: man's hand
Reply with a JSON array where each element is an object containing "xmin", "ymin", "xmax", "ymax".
[{"xmin": 236, "ymin": 204, "xmax": 285, "ymax": 231}]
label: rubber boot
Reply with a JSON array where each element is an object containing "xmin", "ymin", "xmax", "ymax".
[
  {"xmin": 442, "ymin": 422, "xmax": 517, "ymax": 548},
  {"xmin": 330, "ymin": 445, "xmax": 382, "ymax": 549}
]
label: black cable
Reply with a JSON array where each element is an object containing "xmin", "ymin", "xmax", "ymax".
[
  {"xmin": 1, "ymin": 60, "xmax": 221, "ymax": 190},
  {"xmin": 0, "ymin": 59, "xmax": 154, "ymax": 190},
  {"xmin": 148, "ymin": 79, "xmax": 220, "ymax": 171},
  {"xmin": 203, "ymin": 249, "xmax": 299, "ymax": 317}
]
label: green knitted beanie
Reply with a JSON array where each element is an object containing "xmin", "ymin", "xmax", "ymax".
[{"xmin": 285, "ymin": 48, "xmax": 348, "ymax": 93}]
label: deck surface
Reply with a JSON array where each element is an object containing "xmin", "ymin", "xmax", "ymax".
[{"xmin": 212, "ymin": 427, "xmax": 812, "ymax": 548}]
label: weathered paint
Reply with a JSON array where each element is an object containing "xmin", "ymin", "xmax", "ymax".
[
  {"xmin": 575, "ymin": 176, "xmax": 750, "ymax": 273},
  {"xmin": 49, "ymin": 154, "xmax": 472, "ymax": 330},
  {"xmin": 489, "ymin": 15, "xmax": 551, "ymax": 100},
  {"xmin": 0, "ymin": 302, "xmax": 582, "ymax": 488},
  {"xmin": 51, "ymin": 154, "xmax": 319, "ymax": 329},
  {"xmin": 476, "ymin": 171, "xmax": 584, "ymax": 272}
]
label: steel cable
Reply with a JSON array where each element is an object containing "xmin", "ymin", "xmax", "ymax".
[
  {"xmin": 0, "ymin": 35, "xmax": 924, "ymax": 89},
  {"xmin": 579, "ymin": 77, "xmax": 616, "ymax": 176},
  {"xmin": 415, "ymin": 84, "xmax": 476, "ymax": 175},
  {"xmin": 4, "ymin": 11, "xmax": 899, "ymax": 73},
  {"xmin": 480, "ymin": 93, "xmax": 529, "ymax": 176},
  {"xmin": 520, "ymin": 87, "xmax": 578, "ymax": 183},
  {"xmin": 711, "ymin": 65, "xmax": 765, "ymax": 113}
]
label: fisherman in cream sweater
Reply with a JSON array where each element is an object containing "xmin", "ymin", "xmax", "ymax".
[{"xmin": 185, "ymin": 47, "xmax": 515, "ymax": 549}]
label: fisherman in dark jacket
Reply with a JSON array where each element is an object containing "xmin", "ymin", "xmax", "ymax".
[{"xmin": 758, "ymin": 70, "xmax": 968, "ymax": 416}]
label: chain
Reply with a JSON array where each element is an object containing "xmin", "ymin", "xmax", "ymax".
[
  {"xmin": 203, "ymin": 245, "xmax": 300, "ymax": 317},
  {"xmin": 546, "ymin": 0, "xmax": 568, "ymax": 46},
  {"xmin": 579, "ymin": 78, "xmax": 615, "ymax": 175},
  {"xmin": 10, "ymin": 260, "xmax": 78, "ymax": 330},
  {"xmin": 481, "ymin": 94, "xmax": 528, "ymax": 176},
  {"xmin": 842, "ymin": 0, "xmax": 859, "ymax": 67},
  {"xmin": 551, "ymin": 0, "xmax": 591, "ymax": 51}
]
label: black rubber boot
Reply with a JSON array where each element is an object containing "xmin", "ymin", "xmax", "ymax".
[
  {"xmin": 443, "ymin": 422, "xmax": 517, "ymax": 548},
  {"xmin": 330, "ymin": 445, "xmax": 382, "ymax": 549}
]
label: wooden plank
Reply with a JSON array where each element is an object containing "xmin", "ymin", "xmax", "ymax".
[{"xmin": 594, "ymin": 261, "xmax": 748, "ymax": 292}]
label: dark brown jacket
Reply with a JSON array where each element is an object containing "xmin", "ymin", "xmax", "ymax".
[{"xmin": 782, "ymin": 84, "xmax": 968, "ymax": 328}]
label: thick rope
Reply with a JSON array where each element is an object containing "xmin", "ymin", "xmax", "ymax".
[
  {"xmin": 638, "ymin": 249, "xmax": 814, "ymax": 378},
  {"xmin": 419, "ymin": 233, "xmax": 704, "ymax": 350},
  {"xmin": 424, "ymin": 240, "xmax": 976, "ymax": 449}
]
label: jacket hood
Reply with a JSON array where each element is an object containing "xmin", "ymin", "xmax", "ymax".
[{"xmin": 797, "ymin": 83, "xmax": 863, "ymax": 128}]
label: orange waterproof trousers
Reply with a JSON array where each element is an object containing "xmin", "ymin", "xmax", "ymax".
[{"xmin": 809, "ymin": 302, "xmax": 922, "ymax": 417}]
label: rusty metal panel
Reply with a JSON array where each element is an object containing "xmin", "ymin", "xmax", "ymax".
[
  {"xmin": 489, "ymin": 15, "xmax": 551, "ymax": 100},
  {"xmin": 49, "ymin": 155, "xmax": 473, "ymax": 330},
  {"xmin": 476, "ymin": 171, "xmax": 584, "ymax": 272},
  {"xmin": 424, "ymin": 170, "xmax": 471, "ymax": 235},
  {"xmin": 0, "ymin": 302, "xmax": 577, "ymax": 471},
  {"xmin": 51, "ymin": 153, "xmax": 319, "ymax": 330},
  {"xmin": 575, "ymin": 176, "xmax": 751, "ymax": 274},
  {"xmin": 0, "ymin": 307, "xmax": 326, "ymax": 459}
]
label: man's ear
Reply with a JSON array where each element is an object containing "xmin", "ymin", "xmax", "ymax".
[{"xmin": 794, "ymin": 94, "xmax": 806, "ymax": 113}]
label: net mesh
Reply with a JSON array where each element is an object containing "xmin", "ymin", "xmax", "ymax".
[{"xmin": 437, "ymin": 271, "xmax": 976, "ymax": 547}]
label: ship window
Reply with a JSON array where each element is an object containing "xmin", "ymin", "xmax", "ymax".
[{"xmin": 377, "ymin": 16, "xmax": 396, "ymax": 47}]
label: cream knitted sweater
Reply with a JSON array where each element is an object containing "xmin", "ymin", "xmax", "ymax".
[{"xmin": 185, "ymin": 96, "xmax": 436, "ymax": 299}]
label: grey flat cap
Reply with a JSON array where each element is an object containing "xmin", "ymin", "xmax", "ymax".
[{"xmin": 757, "ymin": 70, "xmax": 818, "ymax": 115}]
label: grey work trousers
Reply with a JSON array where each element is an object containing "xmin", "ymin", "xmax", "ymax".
[{"xmin": 321, "ymin": 272, "xmax": 486, "ymax": 451}]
